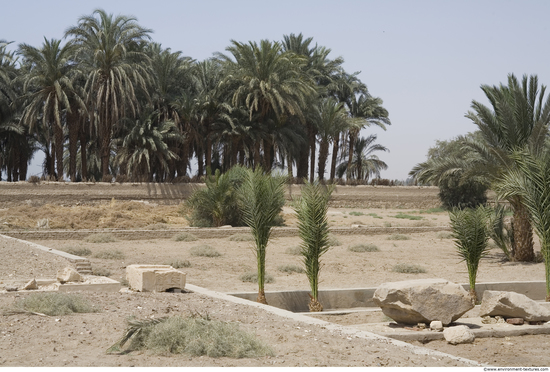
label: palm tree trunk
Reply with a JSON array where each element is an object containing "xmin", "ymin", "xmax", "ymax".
[
  {"xmin": 317, "ymin": 139, "xmax": 329, "ymax": 181},
  {"xmin": 330, "ymin": 135, "xmax": 340, "ymax": 181},
  {"xmin": 511, "ymin": 198, "xmax": 534, "ymax": 262},
  {"xmin": 309, "ymin": 128, "xmax": 316, "ymax": 183},
  {"xmin": 79, "ymin": 123, "xmax": 88, "ymax": 181},
  {"xmin": 54, "ymin": 123, "xmax": 64, "ymax": 181},
  {"xmin": 347, "ymin": 130, "xmax": 357, "ymax": 180},
  {"xmin": 67, "ymin": 111, "xmax": 79, "ymax": 182}
]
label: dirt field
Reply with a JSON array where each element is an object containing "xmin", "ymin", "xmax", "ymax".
[{"xmin": 0, "ymin": 183, "xmax": 546, "ymax": 367}]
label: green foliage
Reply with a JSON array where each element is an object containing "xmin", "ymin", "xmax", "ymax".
[
  {"xmin": 295, "ymin": 181, "xmax": 334, "ymax": 308},
  {"xmin": 83, "ymin": 233, "xmax": 116, "ymax": 243},
  {"xmin": 228, "ymin": 233, "xmax": 255, "ymax": 242},
  {"xmin": 93, "ymin": 249, "xmax": 125, "ymax": 260},
  {"xmin": 348, "ymin": 211, "xmax": 364, "ymax": 216},
  {"xmin": 108, "ymin": 315, "xmax": 273, "ymax": 358},
  {"xmin": 367, "ymin": 213, "xmax": 383, "ymax": 219},
  {"xmin": 173, "ymin": 233, "xmax": 199, "ymax": 242},
  {"xmin": 167, "ymin": 260, "xmax": 192, "ymax": 268},
  {"xmin": 391, "ymin": 213, "xmax": 423, "ymax": 220},
  {"xmin": 239, "ymin": 272, "xmax": 275, "ymax": 284},
  {"xmin": 438, "ymin": 177, "xmax": 488, "ymax": 210},
  {"xmin": 386, "ymin": 234, "xmax": 410, "ymax": 241},
  {"xmin": 392, "ymin": 263, "xmax": 426, "ymax": 274},
  {"xmin": 239, "ymin": 168, "xmax": 286, "ymax": 303},
  {"xmin": 348, "ymin": 244, "xmax": 379, "ymax": 252},
  {"xmin": 277, "ymin": 264, "xmax": 305, "ymax": 274},
  {"xmin": 449, "ymin": 206, "xmax": 491, "ymax": 297},
  {"xmin": 61, "ymin": 246, "xmax": 92, "ymax": 256},
  {"xmin": 186, "ymin": 166, "xmax": 248, "ymax": 227},
  {"xmin": 6, "ymin": 293, "xmax": 98, "ymax": 316},
  {"xmin": 190, "ymin": 245, "xmax": 221, "ymax": 257}
]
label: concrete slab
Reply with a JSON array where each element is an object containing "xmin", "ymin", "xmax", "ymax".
[{"xmin": 126, "ymin": 264, "xmax": 186, "ymax": 292}]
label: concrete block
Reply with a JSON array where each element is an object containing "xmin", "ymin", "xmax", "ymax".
[{"xmin": 126, "ymin": 265, "xmax": 186, "ymax": 292}]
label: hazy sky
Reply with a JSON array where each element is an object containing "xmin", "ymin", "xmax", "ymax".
[{"xmin": 3, "ymin": 0, "xmax": 550, "ymax": 180}]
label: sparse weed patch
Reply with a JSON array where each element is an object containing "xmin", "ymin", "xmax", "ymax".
[
  {"xmin": 328, "ymin": 235, "xmax": 342, "ymax": 247},
  {"xmin": 92, "ymin": 267, "xmax": 111, "ymax": 277},
  {"xmin": 167, "ymin": 260, "xmax": 192, "ymax": 268},
  {"xmin": 391, "ymin": 213, "xmax": 423, "ymax": 221},
  {"xmin": 387, "ymin": 234, "xmax": 411, "ymax": 241},
  {"xmin": 228, "ymin": 234, "xmax": 254, "ymax": 242},
  {"xmin": 4, "ymin": 292, "xmax": 98, "ymax": 316},
  {"xmin": 61, "ymin": 246, "xmax": 92, "ymax": 256},
  {"xmin": 416, "ymin": 207, "xmax": 446, "ymax": 214},
  {"xmin": 143, "ymin": 223, "xmax": 171, "ymax": 230},
  {"xmin": 108, "ymin": 315, "xmax": 274, "ymax": 358},
  {"xmin": 277, "ymin": 264, "xmax": 305, "ymax": 274},
  {"xmin": 239, "ymin": 271, "xmax": 274, "ymax": 283},
  {"xmin": 392, "ymin": 263, "xmax": 426, "ymax": 274},
  {"xmin": 348, "ymin": 211, "xmax": 364, "ymax": 216},
  {"xmin": 437, "ymin": 231, "xmax": 454, "ymax": 239},
  {"xmin": 348, "ymin": 244, "xmax": 380, "ymax": 252},
  {"xmin": 190, "ymin": 245, "xmax": 221, "ymax": 257},
  {"xmin": 367, "ymin": 213, "xmax": 383, "ymax": 219},
  {"xmin": 93, "ymin": 249, "xmax": 125, "ymax": 260},
  {"xmin": 84, "ymin": 233, "xmax": 116, "ymax": 243},
  {"xmin": 173, "ymin": 233, "xmax": 198, "ymax": 242},
  {"xmin": 285, "ymin": 246, "xmax": 302, "ymax": 255}
]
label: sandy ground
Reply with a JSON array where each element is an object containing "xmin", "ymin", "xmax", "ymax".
[{"xmin": 0, "ymin": 186, "xmax": 546, "ymax": 367}]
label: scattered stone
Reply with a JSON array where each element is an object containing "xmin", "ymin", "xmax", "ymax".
[
  {"xmin": 443, "ymin": 325, "xmax": 475, "ymax": 345},
  {"xmin": 417, "ymin": 322, "xmax": 427, "ymax": 329},
  {"xmin": 529, "ymin": 321, "xmax": 545, "ymax": 325},
  {"xmin": 373, "ymin": 278, "xmax": 475, "ymax": 325},
  {"xmin": 430, "ymin": 320, "xmax": 444, "ymax": 332},
  {"xmin": 480, "ymin": 290, "xmax": 550, "ymax": 322},
  {"xmin": 57, "ymin": 267, "xmax": 83, "ymax": 284},
  {"xmin": 126, "ymin": 265, "xmax": 186, "ymax": 292},
  {"xmin": 5, "ymin": 286, "xmax": 18, "ymax": 292},
  {"xmin": 22, "ymin": 279, "xmax": 38, "ymax": 290},
  {"xmin": 506, "ymin": 318, "xmax": 524, "ymax": 325}
]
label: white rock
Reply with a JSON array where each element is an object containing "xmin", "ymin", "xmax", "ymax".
[
  {"xmin": 126, "ymin": 265, "xmax": 186, "ymax": 292},
  {"xmin": 373, "ymin": 278, "xmax": 474, "ymax": 325},
  {"xmin": 480, "ymin": 290, "xmax": 550, "ymax": 322},
  {"xmin": 430, "ymin": 320, "xmax": 444, "ymax": 331},
  {"xmin": 57, "ymin": 267, "xmax": 83, "ymax": 283},
  {"xmin": 444, "ymin": 325, "xmax": 475, "ymax": 344},
  {"xmin": 22, "ymin": 278, "xmax": 38, "ymax": 290}
]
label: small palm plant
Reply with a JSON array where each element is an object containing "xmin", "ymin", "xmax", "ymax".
[
  {"xmin": 449, "ymin": 206, "xmax": 491, "ymax": 302},
  {"xmin": 239, "ymin": 168, "xmax": 286, "ymax": 304},
  {"xmin": 294, "ymin": 181, "xmax": 334, "ymax": 312},
  {"xmin": 497, "ymin": 149, "xmax": 550, "ymax": 301}
]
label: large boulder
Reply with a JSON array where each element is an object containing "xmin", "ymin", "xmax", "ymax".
[
  {"xmin": 479, "ymin": 290, "xmax": 550, "ymax": 322},
  {"xmin": 373, "ymin": 278, "xmax": 474, "ymax": 325},
  {"xmin": 443, "ymin": 325, "xmax": 475, "ymax": 345}
]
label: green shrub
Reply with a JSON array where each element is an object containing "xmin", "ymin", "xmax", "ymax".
[
  {"xmin": 92, "ymin": 267, "xmax": 111, "ymax": 276},
  {"xmin": 439, "ymin": 177, "xmax": 488, "ymax": 210},
  {"xmin": 277, "ymin": 264, "xmax": 305, "ymax": 274},
  {"xmin": 348, "ymin": 244, "xmax": 380, "ymax": 252},
  {"xmin": 190, "ymin": 245, "xmax": 221, "ymax": 257},
  {"xmin": 390, "ymin": 213, "xmax": 423, "ymax": 221},
  {"xmin": 61, "ymin": 246, "xmax": 92, "ymax": 256},
  {"xmin": 228, "ymin": 233, "xmax": 254, "ymax": 242},
  {"xmin": 108, "ymin": 315, "xmax": 274, "ymax": 358},
  {"xmin": 93, "ymin": 249, "xmax": 125, "ymax": 260},
  {"xmin": 239, "ymin": 272, "xmax": 274, "ymax": 283},
  {"xmin": 387, "ymin": 234, "xmax": 410, "ymax": 241},
  {"xmin": 84, "ymin": 233, "xmax": 116, "ymax": 243},
  {"xmin": 392, "ymin": 263, "xmax": 426, "ymax": 274},
  {"xmin": 285, "ymin": 246, "xmax": 301, "ymax": 255},
  {"xmin": 6, "ymin": 292, "xmax": 98, "ymax": 316},
  {"xmin": 173, "ymin": 233, "xmax": 199, "ymax": 242},
  {"xmin": 348, "ymin": 211, "xmax": 364, "ymax": 216},
  {"xmin": 167, "ymin": 260, "xmax": 192, "ymax": 268},
  {"xmin": 367, "ymin": 213, "xmax": 383, "ymax": 219}
]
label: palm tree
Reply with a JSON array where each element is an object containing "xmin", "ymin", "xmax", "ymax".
[
  {"xmin": 295, "ymin": 181, "xmax": 334, "ymax": 311},
  {"xmin": 18, "ymin": 38, "xmax": 79, "ymax": 180},
  {"xmin": 497, "ymin": 148, "xmax": 550, "ymax": 300},
  {"xmin": 238, "ymin": 168, "xmax": 286, "ymax": 304},
  {"xmin": 115, "ymin": 109, "xmax": 183, "ymax": 182},
  {"xmin": 219, "ymin": 39, "xmax": 316, "ymax": 171},
  {"xmin": 65, "ymin": 9, "xmax": 152, "ymax": 178},
  {"xmin": 336, "ymin": 134, "xmax": 388, "ymax": 181}
]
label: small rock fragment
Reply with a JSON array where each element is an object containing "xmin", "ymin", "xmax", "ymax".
[
  {"xmin": 506, "ymin": 318, "xmax": 524, "ymax": 325},
  {"xmin": 443, "ymin": 325, "xmax": 475, "ymax": 345},
  {"xmin": 5, "ymin": 286, "xmax": 18, "ymax": 292},
  {"xmin": 430, "ymin": 320, "xmax": 444, "ymax": 331},
  {"xmin": 22, "ymin": 279, "xmax": 38, "ymax": 290}
]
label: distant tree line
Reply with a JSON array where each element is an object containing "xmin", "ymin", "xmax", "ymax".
[{"xmin": 0, "ymin": 9, "xmax": 391, "ymax": 183}]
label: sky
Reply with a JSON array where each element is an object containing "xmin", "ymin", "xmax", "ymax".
[{"xmin": 3, "ymin": 0, "xmax": 550, "ymax": 180}]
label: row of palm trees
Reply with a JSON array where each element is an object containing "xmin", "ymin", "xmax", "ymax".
[
  {"xmin": 410, "ymin": 73, "xmax": 550, "ymax": 263},
  {"xmin": 0, "ymin": 9, "xmax": 391, "ymax": 183}
]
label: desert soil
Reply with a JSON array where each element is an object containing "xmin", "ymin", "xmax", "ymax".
[{"xmin": 0, "ymin": 183, "xmax": 547, "ymax": 367}]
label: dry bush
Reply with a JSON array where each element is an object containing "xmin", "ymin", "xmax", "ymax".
[
  {"xmin": 5, "ymin": 292, "xmax": 98, "ymax": 316},
  {"xmin": 61, "ymin": 246, "xmax": 92, "ymax": 256},
  {"xmin": 228, "ymin": 234, "xmax": 254, "ymax": 242},
  {"xmin": 166, "ymin": 260, "xmax": 192, "ymax": 268},
  {"xmin": 143, "ymin": 223, "xmax": 171, "ymax": 230},
  {"xmin": 239, "ymin": 271, "xmax": 274, "ymax": 283},
  {"xmin": 84, "ymin": 233, "xmax": 116, "ymax": 243},
  {"xmin": 173, "ymin": 233, "xmax": 198, "ymax": 242},
  {"xmin": 437, "ymin": 231, "xmax": 453, "ymax": 239},
  {"xmin": 93, "ymin": 249, "xmax": 125, "ymax": 260},
  {"xmin": 92, "ymin": 267, "xmax": 111, "ymax": 276},
  {"xmin": 190, "ymin": 245, "xmax": 221, "ymax": 257},
  {"xmin": 327, "ymin": 235, "xmax": 342, "ymax": 247},
  {"xmin": 285, "ymin": 246, "xmax": 301, "ymax": 255},
  {"xmin": 27, "ymin": 175, "xmax": 40, "ymax": 184},
  {"xmin": 387, "ymin": 234, "xmax": 411, "ymax": 241},
  {"xmin": 277, "ymin": 264, "xmax": 304, "ymax": 274},
  {"xmin": 348, "ymin": 244, "xmax": 380, "ymax": 252},
  {"xmin": 392, "ymin": 263, "xmax": 426, "ymax": 274}
]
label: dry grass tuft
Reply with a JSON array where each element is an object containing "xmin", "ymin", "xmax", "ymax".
[
  {"xmin": 173, "ymin": 233, "xmax": 198, "ymax": 242},
  {"xmin": 4, "ymin": 292, "xmax": 99, "ymax": 316},
  {"xmin": 285, "ymin": 246, "xmax": 301, "ymax": 255},
  {"xmin": 166, "ymin": 260, "xmax": 192, "ymax": 268},
  {"xmin": 348, "ymin": 244, "xmax": 380, "ymax": 252},
  {"xmin": 60, "ymin": 246, "xmax": 92, "ymax": 256},
  {"xmin": 228, "ymin": 234, "xmax": 255, "ymax": 242},
  {"xmin": 387, "ymin": 234, "xmax": 411, "ymax": 241},
  {"xmin": 277, "ymin": 264, "xmax": 304, "ymax": 274},
  {"xmin": 392, "ymin": 263, "xmax": 426, "ymax": 274},
  {"xmin": 190, "ymin": 245, "xmax": 221, "ymax": 257},
  {"xmin": 93, "ymin": 249, "xmax": 125, "ymax": 260},
  {"xmin": 239, "ymin": 271, "xmax": 274, "ymax": 283},
  {"xmin": 84, "ymin": 233, "xmax": 116, "ymax": 243}
]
